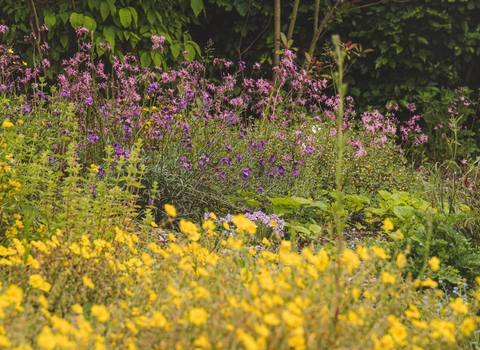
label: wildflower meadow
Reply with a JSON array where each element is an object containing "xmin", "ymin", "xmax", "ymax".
[{"xmin": 0, "ymin": 21, "xmax": 480, "ymax": 350}]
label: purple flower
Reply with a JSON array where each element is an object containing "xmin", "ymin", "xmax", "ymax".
[
  {"xmin": 50, "ymin": 156, "xmax": 55, "ymax": 163},
  {"xmin": 61, "ymin": 89, "xmax": 70, "ymax": 98},
  {"xmin": 460, "ymin": 159, "xmax": 468, "ymax": 165},
  {"xmin": 87, "ymin": 133, "xmax": 99, "ymax": 144},
  {"xmin": 292, "ymin": 168, "xmax": 300, "ymax": 176},
  {"xmin": 85, "ymin": 97, "xmax": 93, "ymax": 105},
  {"xmin": 236, "ymin": 154, "xmax": 243, "ymax": 161},
  {"xmin": 242, "ymin": 167, "xmax": 252, "ymax": 179}
]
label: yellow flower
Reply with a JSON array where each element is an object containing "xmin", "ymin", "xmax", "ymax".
[
  {"xmin": 189, "ymin": 307, "xmax": 208, "ymax": 326},
  {"xmin": 384, "ymin": 218, "xmax": 394, "ymax": 232},
  {"xmin": 341, "ymin": 249, "xmax": 360, "ymax": 273},
  {"xmin": 151, "ymin": 221, "xmax": 158, "ymax": 227},
  {"xmin": 91, "ymin": 305, "xmax": 110, "ymax": 322},
  {"xmin": 180, "ymin": 220, "xmax": 198, "ymax": 235},
  {"xmin": 83, "ymin": 275, "xmax": 95, "ymax": 289},
  {"xmin": 29, "ymin": 274, "xmax": 44, "ymax": 288},
  {"xmin": 0, "ymin": 335, "xmax": 11, "ymax": 347},
  {"xmin": 262, "ymin": 237, "xmax": 270, "ymax": 246},
  {"xmin": 194, "ymin": 286, "xmax": 210, "ymax": 298},
  {"xmin": 37, "ymin": 326, "xmax": 56, "ymax": 350},
  {"xmin": 232, "ymin": 214, "xmax": 256, "ymax": 235},
  {"xmin": 193, "ymin": 335, "xmax": 211, "ymax": 349},
  {"xmin": 72, "ymin": 304, "xmax": 83, "ymax": 314},
  {"xmin": 356, "ymin": 245, "xmax": 369, "ymax": 260},
  {"xmin": 2, "ymin": 121, "xmax": 14, "ymax": 128},
  {"xmin": 210, "ymin": 212, "xmax": 217, "ymax": 220},
  {"xmin": 223, "ymin": 222, "xmax": 230, "ymax": 231},
  {"xmin": 263, "ymin": 313, "xmax": 281, "ymax": 325},
  {"xmin": 38, "ymin": 296, "xmax": 48, "ymax": 309},
  {"xmin": 227, "ymin": 237, "xmax": 243, "ymax": 250},
  {"xmin": 429, "ymin": 257, "xmax": 440, "ymax": 271},
  {"xmin": 382, "ymin": 271, "xmax": 396, "ymax": 284},
  {"xmin": 450, "ymin": 298, "xmax": 468, "ymax": 314},
  {"xmin": 371, "ymin": 246, "xmax": 387, "ymax": 260},
  {"xmin": 460, "ymin": 317, "xmax": 475, "ymax": 335},
  {"xmin": 169, "ymin": 233, "xmax": 176, "ymax": 241},
  {"xmin": 411, "ymin": 320, "xmax": 428, "ymax": 329},
  {"xmin": 202, "ymin": 220, "xmax": 215, "ymax": 232},
  {"xmin": 404, "ymin": 304, "xmax": 421, "ymax": 319},
  {"xmin": 8, "ymin": 49, "xmax": 13, "ymax": 54},
  {"xmin": 22, "ymin": 61, "xmax": 27, "ymax": 66},
  {"xmin": 396, "ymin": 253, "xmax": 407, "ymax": 268},
  {"xmin": 164, "ymin": 204, "xmax": 177, "ymax": 217},
  {"xmin": 421, "ymin": 278, "xmax": 438, "ymax": 288}
]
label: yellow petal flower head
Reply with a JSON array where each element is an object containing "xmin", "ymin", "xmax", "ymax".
[
  {"xmin": 450, "ymin": 298, "xmax": 468, "ymax": 314},
  {"xmin": 396, "ymin": 253, "xmax": 407, "ymax": 268},
  {"xmin": 356, "ymin": 245, "xmax": 369, "ymax": 260},
  {"xmin": 180, "ymin": 220, "xmax": 198, "ymax": 235},
  {"xmin": 2, "ymin": 121, "xmax": 14, "ymax": 128},
  {"xmin": 371, "ymin": 246, "xmax": 387, "ymax": 260},
  {"xmin": 341, "ymin": 249, "xmax": 360, "ymax": 273},
  {"xmin": 82, "ymin": 275, "xmax": 95, "ymax": 289},
  {"xmin": 189, "ymin": 307, "xmax": 208, "ymax": 325},
  {"xmin": 460, "ymin": 317, "xmax": 475, "ymax": 335},
  {"xmin": 384, "ymin": 218, "xmax": 394, "ymax": 232},
  {"xmin": 151, "ymin": 221, "xmax": 158, "ymax": 227},
  {"xmin": 91, "ymin": 305, "xmax": 110, "ymax": 322},
  {"xmin": 382, "ymin": 271, "xmax": 396, "ymax": 284},
  {"xmin": 232, "ymin": 214, "xmax": 256, "ymax": 235},
  {"xmin": 429, "ymin": 256, "xmax": 440, "ymax": 271},
  {"xmin": 164, "ymin": 204, "xmax": 177, "ymax": 217}
]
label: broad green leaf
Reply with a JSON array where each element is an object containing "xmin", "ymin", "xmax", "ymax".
[
  {"xmin": 88, "ymin": 0, "xmax": 97, "ymax": 10},
  {"xmin": 82, "ymin": 16, "xmax": 97, "ymax": 33},
  {"xmin": 309, "ymin": 224, "xmax": 322, "ymax": 234},
  {"xmin": 245, "ymin": 199, "xmax": 261, "ymax": 208},
  {"xmin": 190, "ymin": 0, "xmax": 204, "ymax": 17},
  {"xmin": 59, "ymin": 11, "xmax": 69, "ymax": 24},
  {"xmin": 396, "ymin": 46, "xmax": 403, "ymax": 54},
  {"xmin": 171, "ymin": 43, "xmax": 181, "ymax": 59},
  {"xmin": 103, "ymin": 26, "xmax": 116, "ymax": 40},
  {"xmin": 184, "ymin": 43, "xmax": 195, "ymax": 61},
  {"xmin": 393, "ymin": 206, "xmax": 414, "ymax": 220},
  {"xmin": 128, "ymin": 7, "xmax": 138, "ymax": 27},
  {"xmin": 147, "ymin": 11, "xmax": 156, "ymax": 25},
  {"xmin": 280, "ymin": 32, "xmax": 287, "ymax": 47},
  {"xmin": 119, "ymin": 8, "xmax": 132, "ymax": 28},
  {"xmin": 187, "ymin": 40, "xmax": 201, "ymax": 55},
  {"xmin": 44, "ymin": 14, "xmax": 56, "ymax": 29},
  {"xmin": 100, "ymin": 2, "xmax": 110, "ymax": 21},
  {"xmin": 153, "ymin": 53, "xmax": 162, "ymax": 67},
  {"xmin": 104, "ymin": 35, "xmax": 115, "ymax": 51},
  {"xmin": 69, "ymin": 13, "xmax": 84, "ymax": 29},
  {"xmin": 60, "ymin": 35, "xmax": 69, "ymax": 48}
]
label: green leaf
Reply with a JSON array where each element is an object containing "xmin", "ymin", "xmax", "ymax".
[
  {"xmin": 100, "ymin": 2, "xmax": 110, "ymax": 21},
  {"xmin": 280, "ymin": 32, "xmax": 287, "ymax": 47},
  {"xmin": 187, "ymin": 40, "xmax": 201, "ymax": 55},
  {"xmin": 103, "ymin": 26, "xmax": 116, "ymax": 40},
  {"xmin": 60, "ymin": 35, "xmax": 69, "ymax": 49},
  {"xmin": 153, "ymin": 53, "xmax": 162, "ymax": 67},
  {"xmin": 59, "ymin": 11, "xmax": 69, "ymax": 24},
  {"xmin": 171, "ymin": 43, "xmax": 181, "ymax": 59},
  {"xmin": 104, "ymin": 35, "xmax": 115, "ymax": 51},
  {"xmin": 140, "ymin": 52, "xmax": 152, "ymax": 68},
  {"xmin": 128, "ymin": 7, "xmax": 138, "ymax": 28},
  {"xmin": 147, "ymin": 11, "xmax": 156, "ymax": 25},
  {"xmin": 396, "ymin": 46, "xmax": 403, "ymax": 54},
  {"xmin": 82, "ymin": 16, "xmax": 97, "ymax": 33},
  {"xmin": 245, "ymin": 199, "xmax": 261, "ymax": 208},
  {"xmin": 119, "ymin": 8, "xmax": 132, "ymax": 28},
  {"xmin": 190, "ymin": 0, "xmax": 204, "ymax": 17},
  {"xmin": 417, "ymin": 36, "xmax": 429, "ymax": 45},
  {"xmin": 44, "ymin": 14, "xmax": 56, "ymax": 29},
  {"xmin": 70, "ymin": 12, "xmax": 84, "ymax": 29},
  {"xmin": 88, "ymin": 0, "xmax": 96, "ymax": 10}
]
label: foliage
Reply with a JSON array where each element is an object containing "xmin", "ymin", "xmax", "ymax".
[
  {"xmin": 413, "ymin": 87, "xmax": 480, "ymax": 162},
  {"xmin": 0, "ymin": 0, "xmax": 204, "ymax": 77},
  {"xmin": 392, "ymin": 209, "xmax": 480, "ymax": 289}
]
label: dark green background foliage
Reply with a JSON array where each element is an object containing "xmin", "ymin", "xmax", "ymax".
[
  {"xmin": 188, "ymin": 0, "xmax": 480, "ymax": 113},
  {"xmin": 0, "ymin": 0, "xmax": 205, "ymax": 77}
]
